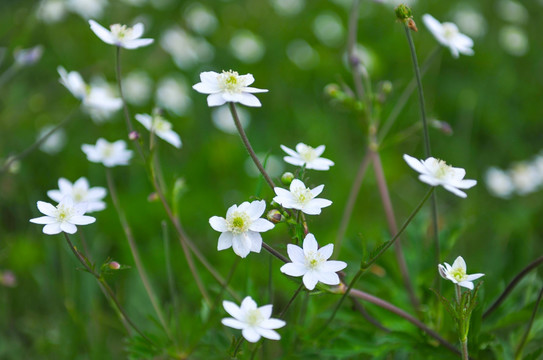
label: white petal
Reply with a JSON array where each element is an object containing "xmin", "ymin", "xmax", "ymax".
[
  {"xmin": 30, "ymin": 216, "xmax": 56, "ymax": 224},
  {"xmin": 260, "ymin": 318, "xmax": 286, "ymax": 330},
  {"xmin": 438, "ymin": 264, "xmax": 448, "ymax": 279},
  {"xmin": 249, "ymin": 232, "xmax": 262, "ymax": 253},
  {"xmin": 131, "ymin": 23, "xmax": 144, "ymax": 39},
  {"xmin": 255, "ymin": 328, "xmax": 281, "ymax": 341},
  {"xmin": 249, "ymin": 218, "xmax": 274, "ymax": 232},
  {"xmin": 303, "ymin": 234, "xmax": 318, "ymax": 253},
  {"xmin": 418, "ymin": 174, "xmax": 441, "ymax": 186},
  {"xmin": 70, "ymin": 215, "xmax": 96, "ymax": 225},
  {"xmin": 207, "ymin": 93, "xmax": 227, "ymax": 107},
  {"xmin": 158, "ymin": 131, "xmax": 182, "ymax": 148},
  {"xmin": 209, "ymin": 216, "xmax": 228, "ymax": 232},
  {"xmin": 286, "ymin": 244, "xmax": 305, "ymax": 264},
  {"xmin": 243, "ymin": 87, "xmax": 268, "ymax": 94},
  {"xmin": 283, "ymin": 156, "xmax": 305, "ymax": 167},
  {"xmin": 237, "ymin": 93, "xmax": 262, "ymax": 107},
  {"xmin": 258, "ymin": 304, "xmax": 273, "ymax": 319},
  {"xmin": 280, "ymin": 145, "xmax": 299, "ymax": 158},
  {"xmin": 43, "ymin": 223, "xmax": 62, "ymax": 234},
  {"xmin": 320, "ymin": 260, "xmax": 347, "ymax": 273},
  {"xmin": 456, "ymin": 179, "xmax": 477, "ymax": 189},
  {"xmin": 318, "ymin": 244, "xmax": 334, "ymax": 260},
  {"xmin": 223, "ymin": 300, "xmax": 243, "ymax": 319},
  {"xmin": 37, "ymin": 201, "xmax": 57, "ymax": 216},
  {"xmin": 135, "ymin": 113, "xmax": 152, "ymax": 129},
  {"xmin": 308, "ymin": 158, "xmax": 334, "ymax": 170},
  {"xmin": 316, "ymin": 271, "xmax": 340, "ymax": 286},
  {"xmin": 403, "ymin": 154, "xmax": 428, "ymax": 175},
  {"xmin": 451, "ymin": 257, "xmax": 467, "ymax": 271},
  {"xmin": 247, "ymin": 200, "xmax": 266, "ymax": 220},
  {"xmin": 458, "ymin": 281, "xmax": 474, "ymax": 290},
  {"xmin": 280, "ymin": 262, "xmax": 307, "ymax": 277},
  {"xmin": 466, "ymin": 273, "xmax": 485, "ymax": 281},
  {"xmin": 240, "ymin": 296, "xmax": 257, "ymax": 311},
  {"xmin": 217, "ymin": 232, "xmax": 233, "ymax": 251},
  {"xmin": 58, "ymin": 178, "xmax": 73, "ymax": 194},
  {"xmin": 302, "ymin": 272, "xmax": 319, "ymax": 290},
  {"xmin": 89, "ymin": 20, "xmax": 115, "ymax": 45},
  {"xmin": 60, "ymin": 222, "xmax": 77, "ymax": 234},
  {"xmin": 443, "ymin": 185, "xmax": 467, "ymax": 198},
  {"xmin": 310, "ymin": 184, "xmax": 324, "ymax": 197},
  {"xmin": 47, "ymin": 190, "xmax": 63, "ymax": 203},
  {"xmin": 86, "ymin": 187, "xmax": 107, "ymax": 201},
  {"xmin": 193, "ymin": 82, "xmax": 220, "ymax": 94},
  {"xmin": 123, "ymin": 38, "xmax": 154, "ymax": 49},
  {"xmin": 232, "ymin": 234, "xmax": 251, "ymax": 258},
  {"xmin": 221, "ymin": 318, "xmax": 246, "ymax": 330},
  {"xmin": 242, "ymin": 328, "xmax": 261, "ymax": 343},
  {"xmin": 289, "ymin": 179, "xmax": 305, "ymax": 192}
]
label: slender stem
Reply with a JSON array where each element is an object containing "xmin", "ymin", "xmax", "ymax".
[
  {"xmin": 484, "ymin": 255, "xmax": 543, "ymax": 319},
  {"xmin": 63, "ymin": 233, "xmax": 154, "ymax": 345},
  {"xmin": 229, "ymin": 102, "xmax": 275, "ymax": 191},
  {"xmin": 105, "ymin": 169, "xmax": 172, "ymax": 340},
  {"xmin": 233, "ymin": 336, "xmax": 244, "ymax": 357},
  {"xmin": 347, "ymin": 0, "xmax": 364, "ymax": 100},
  {"xmin": 115, "ymin": 46, "xmax": 134, "ymax": 134},
  {"xmin": 279, "ymin": 283, "xmax": 304, "ymax": 318},
  {"xmin": 461, "ymin": 339, "xmax": 469, "ymax": 360},
  {"xmin": 348, "ymin": 288, "xmax": 460, "ymax": 355},
  {"xmin": 350, "ymin": 298, "xmax": 389, "ymax": 332},
  {"xmin": 371, "ymin": 150, "xmax": 421, "ymax": 313},
  {"xmin": 514, "ymin": 286, "xmax": 543, "ymax": 360},
  {"xmin": 455, "ymin": 284, "xmax": 462, "ymax": 304},
  {"xmin": 403, "ymin": 24, "xmax": 440, "ymax": 280},
  {"xmin": 262, "ymin": 242, "xmax": 289, "ymax": 263},
  {"xmin": 0, "ymin": 63, "xmax": 17, "ymax": 89},
  {"xmin": 162, "ymin": 221, "xmax": 179, "ymax": 318},
  {"xmin": 1, "ymin": 109, "xmax": 77, "ymax": 174},
  {"xmin": 321, "ymin": 269, "xmax": 364, "ymax": 332},
  {"xmin": 334, "ymin": 150, "xmax": 371, "ymax": 257}
]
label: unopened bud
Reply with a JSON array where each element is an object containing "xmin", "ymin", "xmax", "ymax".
[
  {"xmin": 129, "ymin": 131, "xmax": 140, "ymax": 141},
  {"xmin": 0, "ymin": 270, "xmax": 17, "ymax": 287},
  {"xmin": 108, "ymin": 261, "xmax": 121, "ymax": 270},
  {"xmin": 394, "ymin": 4, "xmax": 413, "ymax": 22},
  {"xmin": 147, "ymin": 192, "xmax": 159, "ymax": 202},
  {"xmin": 324, "ymin": 83, "xmax": 341, "ymax": 98},
  {"xmin": 281, "ymin": 172, "xmax": 294, "ymax": 185},
  {"xmin": 407, "ymin": 18, "xmax": 418, "ymax": 32},
  {"xmin": 267, "ymin": 209, "xmax": 283, "ymax": 224},
  {"xmin": 431, "ymin": 120, "xmax": 453, "ymax": 135}
]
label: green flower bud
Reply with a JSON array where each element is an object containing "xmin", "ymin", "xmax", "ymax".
[
  {"xmin": 281, "ymin": 172, "xmax": 295, "ymax": 185},
  {"xmin": 395, "ymin": 4, "xmax": 412, "ymax": 22}
]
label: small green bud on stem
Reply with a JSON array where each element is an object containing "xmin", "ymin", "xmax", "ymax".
[
  {"xmin": 395, "ymin": 4, "xmax": 418, "ymax": 32},
  {"xmin": 281, "ymin": 172, "xmax": 295, "ymax": 185}
]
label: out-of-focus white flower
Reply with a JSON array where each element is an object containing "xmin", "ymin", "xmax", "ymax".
[
  {"xmin": 286, "ymin": 39, "xmax": 319, "ymax": 69},
  {"xmin": 313, "ymin": 12, "xmax": 344, "ymax": 47},
  {"xmin": 230, "ymin": 30, "xmax": 265, "ymax": 64},
  {"xmin": 497, "ymin": 0, "xmax": 528, "ymax": 24},
  {"xmin": 123, "ymin": 71, "xmax": 153, "ymax": 105},
  {"xmin": 135, "ymin": 113, "xmax": 182, "ymax": 148},
  {"xmin": 120, "ymin": 0, "xmax": 146, "ymax": 6},
  {"xmin": 209, "ymin": 200, "xmax": 274, "ymax": 258},
  {"xmin": 485, "ymin": 167, "xmax": 514, "ymax": 198},
  {"xmin": 422, "ymin": 14, "xmax": 474, "ymax": 58},
  {"xmin": 403, "ymin": 154, "xmax": 477, "ymax": 198},
  {"xmin": 222, "ymin": 296, "xmax": 285, "ymax": 343},
  {"xmin": 81, "ymin": 138, "xmax": 133, "ymax": 167},
  {"xmin": 510, "ymin": 162, "xmax": 540, "ymax": 195},
  {"xmin": 499, "ymin": 26, "xmax": 528, "ymax": 57},
  {"xmin": 155, "ymin": 77, "xmax": 192, "ymax": 115},
  {"xmin": 89, "ymin": 20, "xmax": 154, "ymax": 49},
  {"xmin": 30, "ymin": 197, "xmax": 96, "ymax": 235},
  {"xmin": 184, "ymin": 3, "xmax": 217, "ymax": 35},
  {"xmin": 280, "ymin": 233, "xmax": 346, "ymax": 290},
  {"xmin": 14, "ymin": 45, "xmax": 44, "ymax": 67},
  {"xmin": 192, "ymin": 70, "xmax": 268, "ymax": 107},
  {"xmin": 38, "ymin": 125, "xmax": 67, "ymax": 155},
  {"xmin": 270, "ymin": 0, "xmax": 305, "ymax": 16},
  {"xmin": 58, "ymin": 66, "xmax": 87, "ymax": 100},
  {"xmin": 211, "ymin": 105, "xmax": 250, "ymax": 134},
  {"xmin": 280, "ymin": 143, "xmax": 334, "ymax": 171},
  {"xmin": 438, "ymin": 256, "xmax": 484, "ymax": 290},
  {"xmin": 67, "ymin": 0, "xmax": 107, "ymax": 19},
  {"xmin": 453, "ymin": 8, "xmax": 487, "ymax": 38},
  {"xmin": 244, "ymin": 154, "xmax": 284, "ymax": 178},
  {"xmin": 48, "ymin": 177, "xmax": 107, "ymax": 212},
  {"xmin": 160, "ymin": 27, "xmax": 214, "ymax": 69},
  {"xmin": 273, "ymin": 179, "xmax": 332, "ymax": 215},
  {"xmin": 37, "ymin": 0, "xmax": 67, "ymax": 24}
]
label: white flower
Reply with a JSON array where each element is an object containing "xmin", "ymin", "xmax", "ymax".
[
  {"xmin": 123, "ymin": 71, "xmax": 153, "ymax": 105},
  {"xmin": 81, "ymin": 138, "xmax": 133, "ymax": 167},
  {"xmin": 510, "ymin": 162, "xmax": 540, "ymax": 195},
  {"xmin": 67, "ymin": 0, "xmax": 107, "ymax": 19},
  {"xmin": 403, "ymin": 154, "xmax": 477, "ymax": 198},
  {"xmin": 280, "ymin": 143, "xmax": 334, "ymax": 171},
  {"xmin": 135, "ymin": 113, "xmax": 182, "ymax": 148},
  {"xmin": 209, "ymin": 200, "xmax": 274, "ymax": 258},
  {"xmin": 38, "ymin": 124, "xmax": 67, "ymax": 155},
  {"xmin": 222, "ymin": 296, "xmax": 285, "ymax": 343},
  {"xmin": 273, "ymin": 179, "xmax": 332, "ymax": 215},
  {"xmin": 280, "ymin": 233, "xmax": 347, "ymax": 290},
  {"xmin": 212, "ymin": 105, "xmax": 250, "ymax": 134},
  {"xmin": 30, "ymin": 197, "xmax": 96, "ymax": 235},
  {"xmin": 89, "ymin": 20, "xmax": 154, "ymax": 49},
  {"xmin": 485, "ymin": 167, "xmax": 514, "ymax": 198},
  {"xmin": 47, "ymin": 177, "xmax": 107, "ymax": 212},
  {"xmin": 160, "ymin": 27, "xmax": 214, "ymax": 70},
  {"xmin": 192, "ymin": 70, "xmax": 268, "ymax": 107},
  {"xmin": 438, "ymin": 256, "xmax": 484, "ymax": 290},
  {"xmin": 422, "ymin": 14, "xmax": 474, "ymax": 58},
  {"xmin": 58, "ymin": 66, "xmax": 87, "ymax": 100},
  {"xmin": 155, "ymin": 77, "xmax": 192, "ymax": 115},
  {"xmin": 14, "ymin": 45, "xmax": 44, "ymax": 67}
]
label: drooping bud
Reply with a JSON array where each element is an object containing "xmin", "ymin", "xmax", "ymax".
[
  {"xmin": 129, "ymin": 131, "xmax": 140, "ymax": 141},
  {"xmin": 281, "ymin": 172, "xmax": 295, "ymax": 185},
  {"xmin": 267, "ymin": 209, "xmax": 283, "ymax": 224},
  {"xmin": 108, "ymin": 261, "xmax": 121, "ymax": 270}
]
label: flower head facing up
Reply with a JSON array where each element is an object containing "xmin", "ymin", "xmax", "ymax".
[
  {"xmin": 209, "ymin": 200, "xmax": 274, "ymax": 258},
  {"xmin": 422, "ymin": 14, "xmax": 474, "ymax": 58},
  {"xmin": 273, "ymin": 179, "xmax": 332, "ymax": 215},
  {"xmin": 222, "ymin": 296, "xmax": 286, "ymax": 343},
  {"xmin": 438, "ymin": 256, "xmax": 484, "ymax": 290},
  {"xmin": 135, "ymin": 113, "xmax": 182, "ymax": 148},
  {"xmin": 281, "ymin": 233, "xmax": 347, "ymax": 290},
  {"xmin": 89, "ymin": 20, "xmax": 154, "ymax": 49},
  {"xmin": 30, "ymin": 197, "xmax": 96, "ymax": 235},
  {"xmin": 82, "ymin": 138, "xmax": 133, "ymax": 167},
  {"xmin": 403, "ymin": 154, "xmax": 477, "ymax": 198},
  {"xmin": 192, "ymin": 70, "xmax": 268, "ymax": 107},
  {"xmin": 47, "ymin": 177, "xmax": 107, "ymax": 212},
  {"xmin": 280, "ymin": 143, "xmax": 334, "ymax": 171}
]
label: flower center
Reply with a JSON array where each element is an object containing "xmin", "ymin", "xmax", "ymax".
[
  {"xmin": 56, "ymin": 203, "xmax": 72, "ymax": 222},
  {"xmin": 152, "ymin": 116, "xmax": 172, "ymax": 133},
  {"xmin": 101, "ymin": 143, "xmax": 115, "ymax": 159},
  {"xmin": 299, "ymin": 145, "xmax": 317, "ymax": 162},
  {"xmin": 442, "ymin": 23, "xmax": 459, "ymax": 40},
  {"xmin": 227, "ymin": 211, "xmax": 251, "ymax": 234},
  {"xmin": 305, "ymin": 250, "xmax": 324, "ymax": 270},
  {"xmin": 434, "ymin": 159, "xmax": 453, "ymax": 179},
  {"xmin": 110, "ymin": 24, "xmax": 132, "ymax": 40},
  {"xmin": 293, "ymin": 187, "xmax": 314, "ymax": 205},
  {"xmin": 217, "ymin": 70, "xmax": 244, "ymax": 93},
  {"xmin": 72, "ymin": 188, "xmax": 86, "ymax": 202},
  {"xmin": 245, "ymin": 309, "xmax": 263, "ymax": 326},
  {"xmin": 451, "ymin": 267, "xmax": 467, "ymax": 282}
]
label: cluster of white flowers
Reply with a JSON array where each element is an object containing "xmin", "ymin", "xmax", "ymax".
[{"xmin": 485, "ymin": 154, "xmax": 543, "ymax": 198}]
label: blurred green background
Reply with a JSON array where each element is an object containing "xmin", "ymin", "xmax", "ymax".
[{"xmin": 1, "ymin": 0, "xmax": 542, "ymax": 358}]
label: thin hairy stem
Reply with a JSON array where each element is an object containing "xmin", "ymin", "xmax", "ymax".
[
  {"xmin": 63, "ymin": 233, "xmax": 154, "ymax": 346},
  {"xmin": 461, "ymin": 339, "xmax": 469, "ymax": 360},
  {"xmin": 0, "ymin": 63, "xmax": 17, "ymax": 88},
  {"xmin": 371, "ymin": 150, "xmax": 421, "ymax": 313},
  {"xmin": 162, "ymin": 221, "xmax": 179, "ymax": 319},
  {"xmin": 229, "ymin": 102, "xmax": 276, "ymax": 191},
  {"xmin": 279, "ymin": 283, "xmax": 304, "ymax": 318},
  {"xmin": 262, "ymin": 242, "xmax": 289, "ymax": 263},
  {"xmin": 334, "ymin": 150, "xmax": 371, "ymax": 257},
  {"xmin": 1, "ymin": 109, "xmax": 77, "ymax": 174},
  {"xmin": 115, "ymin": 47, "xmax": 134, "ymax": 134},
  {"xmin": 105, "ymin": 169, "xmax": 172, "ymax": 340},
  {"xmin": 514, "ymin": 286, "xmax": 543, "ymax": 360},
  {"xmin": 403, "ymin": 24, "xmax": 440, "ymax": 280},
  {"xmin": 351, "ymin": 299, "xmax": 389, "ymax": 332},
  {"xmin": 484, "ymin": 255, "xmax": 543, "ymax": 319}
]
